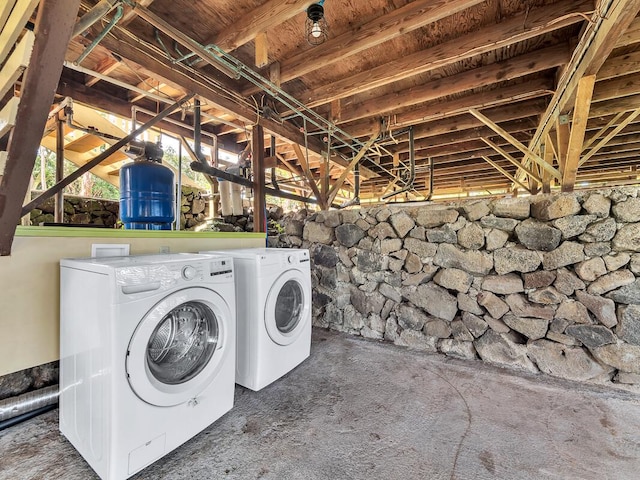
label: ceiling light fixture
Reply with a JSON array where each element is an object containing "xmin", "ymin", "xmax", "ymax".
[{"xmin": 306, "ymin": 2, "xmax": 328, "ymax": 46}]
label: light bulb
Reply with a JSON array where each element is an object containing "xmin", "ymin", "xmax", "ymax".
[{"xmin": 311, "ymin": 22, "xmax": 322, "ymax": 38}]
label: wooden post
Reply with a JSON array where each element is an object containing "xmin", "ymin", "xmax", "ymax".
[
  {"xmin": 55, "ymin": 114, "xmax": 64, "ymax": 223},
  {"xmin": 0, "ymin": 0, "xmax": 81, "ymax": 255},
  {"xmin": 252, "ymin": 124, "xmax": 266, "ymax": 233}
]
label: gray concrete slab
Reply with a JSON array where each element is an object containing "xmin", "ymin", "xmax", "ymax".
[{"xmin": 1, "ymin": 329, "xmax": 640, "ymax": 480}]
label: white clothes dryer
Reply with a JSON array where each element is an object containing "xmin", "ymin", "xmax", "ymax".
[
  {"xmin": 59, "ymin": 253, "xmax": 235, "ymax": 480},
  {"xmin": 201, "ymin": 248, "xmax": 311, "ymax": 391}
]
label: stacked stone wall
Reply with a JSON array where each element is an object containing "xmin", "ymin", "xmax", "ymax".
[
  {"xmin": 274, "ymin": 188, "xmax": 640, "ymax": 392},
  {"xmin": 28, "ymin": 187, "xmax": 209, "ymax": 230}
]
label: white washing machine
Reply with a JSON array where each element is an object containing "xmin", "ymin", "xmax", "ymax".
[
  {"xmin": 59, "ymin": 253, "xmax": 235, "ymax": 480},
  {"xmin": 201, "ymin": 248, "xmax": 311, "ymax": 391}
]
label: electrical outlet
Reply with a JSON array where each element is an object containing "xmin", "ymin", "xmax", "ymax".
[{"xmin": 159, "ymin": 246, "xmax": 170, "ymax": 254}]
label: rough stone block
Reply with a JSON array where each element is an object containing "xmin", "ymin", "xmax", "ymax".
[
  {"xmin": 515, "ymin": 219, "xmax": 562, "ymax": 251},
  {"xmin": 433, "ymin": 267, "xmax": 473, "ymax": 293},
  {"xmin": 438, "ymin": 339, "xmax": 477, "ymax": 360},
  {"xmin": 397, "ymin": 329, "xmax": 438, "ymax": 352},
  {"xmin": 553, "ymin": 215, "xmax": 597, "ymax": 239},
  {"xmin": 504, "ymin": 293, "xmax": 555, "ymax": 320},
  {"xmin": 531, "ymin": 194, "xmax": 581, "ymax": 220},
  {"xmin": 575, "ymin": 290, "xmax": 617, "ymax": 328},
  {"xmin": 583, "ymin": 193, "xmax": 611, "ymax": 218},
  {"xmin": 613, "ymin": 223, "xmax": 640, "ymax": 252},
  {"xmin": 542, "ymin": 241, "xmax": 585, "ymax": 270},
  {"xmin": 528, "ymin": 287, "xmax": 567, "ymax": 305},
  {"xmin": 590, "ymin": 340, "xmax": 640, "ymax": 373},
  {"xmin": 484, "ymin": 315, "xmax": 510, "ymax": 333},
  {"xmin": 335, "ymin": 224, "xmax": 365, "ymax": 247},
  {"xmin": 603, "ymin": 252, "xmax": 631, "ymax": 272},
  {"xmin": 492, "ymin": 197, "xmax": 531, "ymax": 219},
  {"xmin": 451, "ymin": 319, "xmax": 474, "ymax": 341},
  {"xmin": 579, "ymin": 218, "xmax": 617, "ymax": 243},
  {"xmin": 404, "ymin": 237, "xmax": 438, "ymax": 259},
  {"xmin": 369, "ymin": 222, "xmax": 397, "ymax": 240},
  {"xmin": 461, "ymin": 311, "xmax": 488, "ymax": 338},
  {"xmin": 555, "ymin": 300, "xmax": 592, "ymax": 325},
  {"xmin": 575, "ymin": 257, "xmax": 607, "ymax": 282},
  {"xmin": 403, "ymin": 282, "xmax": 458, "ymax": 321},
  {"xmin": 606, "ymin": 279, "xmax": 640, "ymax": 304},
  {"xmin": 480, "ymin": 215, "xmax": 519, "ymax": 232},
  {"xmin": 528, "ymin": 339, "xmax": 612, "ymax": 382},
  {"xmin": 477, "ymin": 291, "xmax": 509, "ymax": 319},
  {"xmin": 523, "ymin": 270, "xmax": 556, "ymax": 289},
  {"xmin": 565, "ymin": 325, "xmax": 616, "ymax": 348},
  {"xmin": 502, "ymin": 314, "xmax": 548, "ymax": 340},
  {"xmin": 474, "ymin": 330, "xmax": 538, "ymax": 373},
  {"xmin": 304, "ymin": 222, "xmax": 334, "ymax": 244},
  {"xmin": 612, "ymin": 197, "xmax": 640, "ymax": 222},
  {"xmin": 423, "ymin": 319, "xmax": 452, "ymax": 338},
  {"xmin": 434, "ymin": 243, "xmax": 493, "ymax": 275},
  {"xmin": 485, "ymin": 228, "xmax": 510, "ymax": 251},
  {"xmin": 389, "ymin": 211, "xmax": 415, "ymax": 238},
  {"xmin": 462, "ymin": 200, "xmax": 490, "ymax": 221},
  {"xmin": 415, "ymin": 208, "xmax": 459, "ymax": 228},
  {"xmin": 493, "ymin": 247, "xmax": 542, "ymax": 275},
  {"xmin": 426, "ymin": 226, "xmax": 456, "ymax": 243},
  {"xmin": 457, "ymin": 223, "xmax": 485, "ymax": 250},
  {"xmin": 554, "ymin": 267, "xmax": 586, "ymax": 296},
  {"xmin": 457, "ymin": 292, "xmax": 484, "ymax": 315},
  {"xmin": 482, "ymin": 273, "xmax": 524, "ymax": 294},
  {"xmin": 587, "ymin": 270, "xmax": 635, "ymax": 295},
  {"xmin": 617, "ymin": 304, "xmax": 640, "ymax": 346}
]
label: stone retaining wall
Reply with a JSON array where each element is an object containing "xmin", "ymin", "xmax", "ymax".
[
  {"xmin": 274, "ymin": 188, "xmax": 640, "ymax": 393},
  {"xmin": 28, "ymin": 187, "xmax": 209, "ymax": 230}
]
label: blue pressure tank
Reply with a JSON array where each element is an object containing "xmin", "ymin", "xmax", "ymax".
[{"xmin": 120, "ymin": 153, "xmax": 175, "ymax": 230}]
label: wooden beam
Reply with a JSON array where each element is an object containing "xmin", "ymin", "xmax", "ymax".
[
  {"xmin": 85, "ymin": 55, "xmax": 121, "ymax": 87},
  {"xmin": 0, "ymin": 0, "xmax": 39, "ymax": 66},
  {"xmin": 580, "ymin": 107, "xmax": 640, "ymax": 165},
  {"xmin": 562, "ymin": 75, "xmax": 596, "ymax": 192},
  {"xmin": 528, "ymin": 0, "xmax": 640, "ymax": 159},
  {"xmin": 119, "ymin": 0, "xmax": 155, "ymax": 27},
  {"xmin": 0, "ymin": 30, "xmax": 34, "ymax": 100},
  {"xmin": 255, "ymin": 32, "xmax": 268, "ymax": 68},
  {"xmin": 592, "ymin": 72, "xmax": 640, "ymax": 103},
  {"xmin": 339, "ymin": 44, "xmax": 570, "ymax": 124},
  {"xmin": 269, "ymin": 61, "xmax": 280, "ymax": 88},
  {"xmin": 343, "ymin": 77, "xmax": 553, "ymax": 138},
  {"xmin": 291, "ymin": 142, "xmax": 326, "ymax": 210},
  {"xmin": 597, "ymin": 50, "xmax": 640, "ymax": 81},
  {"xmin": 252, "ymin": 125, "xmax": 266, "ymax": 233},
  {"xmin": 542, "ymin": 136, "xmax": 554, "ymax": 193},
  {"xmin": 0, "ymin": 97, "xmax": 20, "ymax": 138},
  {"xmin": 278, "ymin": 0, "xmax": 484, "ymax": 84},
  {"xmin": 469, "ymin": 108, "xmax": 562, "ymax": 180},
  {"xmin": 583, "ymin": 112, "xmax": 625, "ymax": 150},
  {"xmin": 556, "ymin": 120, "xmax": 570, "ymax": 173},
  {"xmin": 0, "ymin": 0, "xmax": 82, "ymax": 255},
  {"xmin": 327, "ymin": 131, "xmax": 379, "ymax": 205},
  {"xmin": 480, "ymin": 137, "xmax": 542, "ymax": 183},
  {"xmin": 207, "ymin": 0, "xmax": 309, "ymax": 52},
  {"xmin": 296, "ymin": 0, "xmax": 592, "ymax": 107},
  {"xmin": 614, "ymin": 15, "xmax": 640, "ymax": 48},
  {"xmin": 480, "ymin": 156, "xmax": 531, "ymax": 193}
]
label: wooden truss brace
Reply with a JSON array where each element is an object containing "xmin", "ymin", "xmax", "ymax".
[
  {"xmin": 579, "ymin": 107, "xmax": 640, "ymax": 167},
  {"xmin": 469, "ymin": 108, "xmax": 561, "ymax": 181},
  {"xmin": 480, "ymin": 156, "xmax": 531, "ymax": 193},
  {"xmin": 327, "ymin": 129, "xmax": 380, "ymax": 206},
  {"xmin": 583, "ymin": 112, "xmax": 625, "ymax": 151},
  {"xmin": 562, "ymin": 75, "xmax": 596, "ymax": 192},
  {"xmin": 290, "ymin": 142, "xmax": 327, "ymax": 210},
  {"xmin": 480, "ymin": 137, "xmax": 543, "ymax": 183}
]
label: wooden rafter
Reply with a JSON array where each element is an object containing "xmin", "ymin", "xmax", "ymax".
[
  {"xmin": 562, "ymin": 75, "xmax": 596, "ymax": 192},
  {"xmin": 278, "ymin": 0, "xmax": 484, "ymax": 84},
  {"xmin": 579, "ymin": 107, "xmax": 640, "ymax": 166},
  {"xmin": 298, "ymin": 0, "xmax": 592, "ymax": 108},
  {"xmin": 480, "ymin": 137, "xmax": 542, "ymax": 183},
  {"xmin": 480, "ymin": 156, "xmax": 531, "ymax": 193},
  {"xmin": 290, "ymin": 142, "xmax": 326, "ymax": 210},
  {"xmin": 469, "ymin": 108, "xmax": 561, "ymax": 181},
  {"xmin": 327, "ymin": 130, "xmax": 380, "ymax": 205},
  {"xmin": 528, "ymin": 0, "xmax": 640, "ymax": 157},
  {"xmin": 338, "ymin": 44, "xmax": 570, "ymax": 125}
]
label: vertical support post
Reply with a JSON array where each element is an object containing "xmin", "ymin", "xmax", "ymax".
[
  {"xmin": 252, "ymin": 124, "xmax": 266, "ymax": 233},
  {"xmin": 0, "ymin": 0, "xmax": 82, "ymax": 255},
  {"xmin": 176, "ymin": 140, "xmax": 182, "ymax": 230},
  {"xmin": 542, "ymin": 138, "xmax": 553, "ymax": 194},
  {"xmin": 55, "ymin": 114, "xmax": 64, "ymax": 223}
]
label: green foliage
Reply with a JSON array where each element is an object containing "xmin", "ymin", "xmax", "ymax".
[
  {"xmin": 31, "ymin": 148, "xmax": 120, "ymax": 200},
  {"xmin": 163, "ymin": 146, "xmax": 211, "ymax": 191}
]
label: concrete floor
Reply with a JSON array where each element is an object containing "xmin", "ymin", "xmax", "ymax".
[{"xmin": 1, "ymin": 329, "xmax": 640, "ymax": 480}]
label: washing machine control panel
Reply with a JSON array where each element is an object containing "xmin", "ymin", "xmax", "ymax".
[{"xmin": 182, "ymin": 265, "xmax": 198, "ymax": 280}]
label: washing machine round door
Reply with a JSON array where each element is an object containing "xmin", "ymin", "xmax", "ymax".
[
  {"xmin": 126, "ymin": 287, "xmax": 231, "ymax": 407},
  {"xmin": 264, "ymin": 269, "xmax": 310, "ymax": 346}
]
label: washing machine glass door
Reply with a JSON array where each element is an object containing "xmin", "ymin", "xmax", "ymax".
[
  {"xmin": 264, "ymin": 269, "xmax": 310, "ymax": 346},
  {"xmin": 126, "ymin": 287, "xmax": 231, "ymax": 407}
]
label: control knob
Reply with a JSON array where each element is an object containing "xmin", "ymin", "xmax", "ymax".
[{"xmin": 182, "ymin": 265, "xmax": 197, "ymax": 280}]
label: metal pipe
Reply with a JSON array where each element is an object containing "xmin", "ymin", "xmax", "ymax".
[
  {"xmin": 0, "ymin": 385, "xmax": 59, "ymax": 423},
  {"xmin": 63, "ymin": 62, "xmax": 244, "ymax": 131},
  {"xmin": 22, "ymin": 95, "xmax": 195, "ymax": 216},
  {"xmin": 383, "ymin": 127, "xmax": 415, "ymax": 200},
  {"xmin": 190, "ymin": 162, "xmax": 318, "ymax": 205},
  {"xmin": 270, "ymin": 135, "xmax": 279, "ymax": 190},
  {"xmin": 72, "ymin": 0, "xmax": 120, "ymax": 37},
  {"xmin": 176, "ymin": 140, "xmax": 182, "ymax": 231},
  {"xmin": 74, "ymin": 4, "xmax": 123, "ymax": 65},
  {"xmin": 194, "ymin": 98, "xmax": 202, "ymax": 160},
  {"xmin": 55, "ymin": 116, "xmax": 65, "ymax": 223},
  {"xmin": 131, "ymin": 106, "xmax": 217, "ymax": 141}
]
